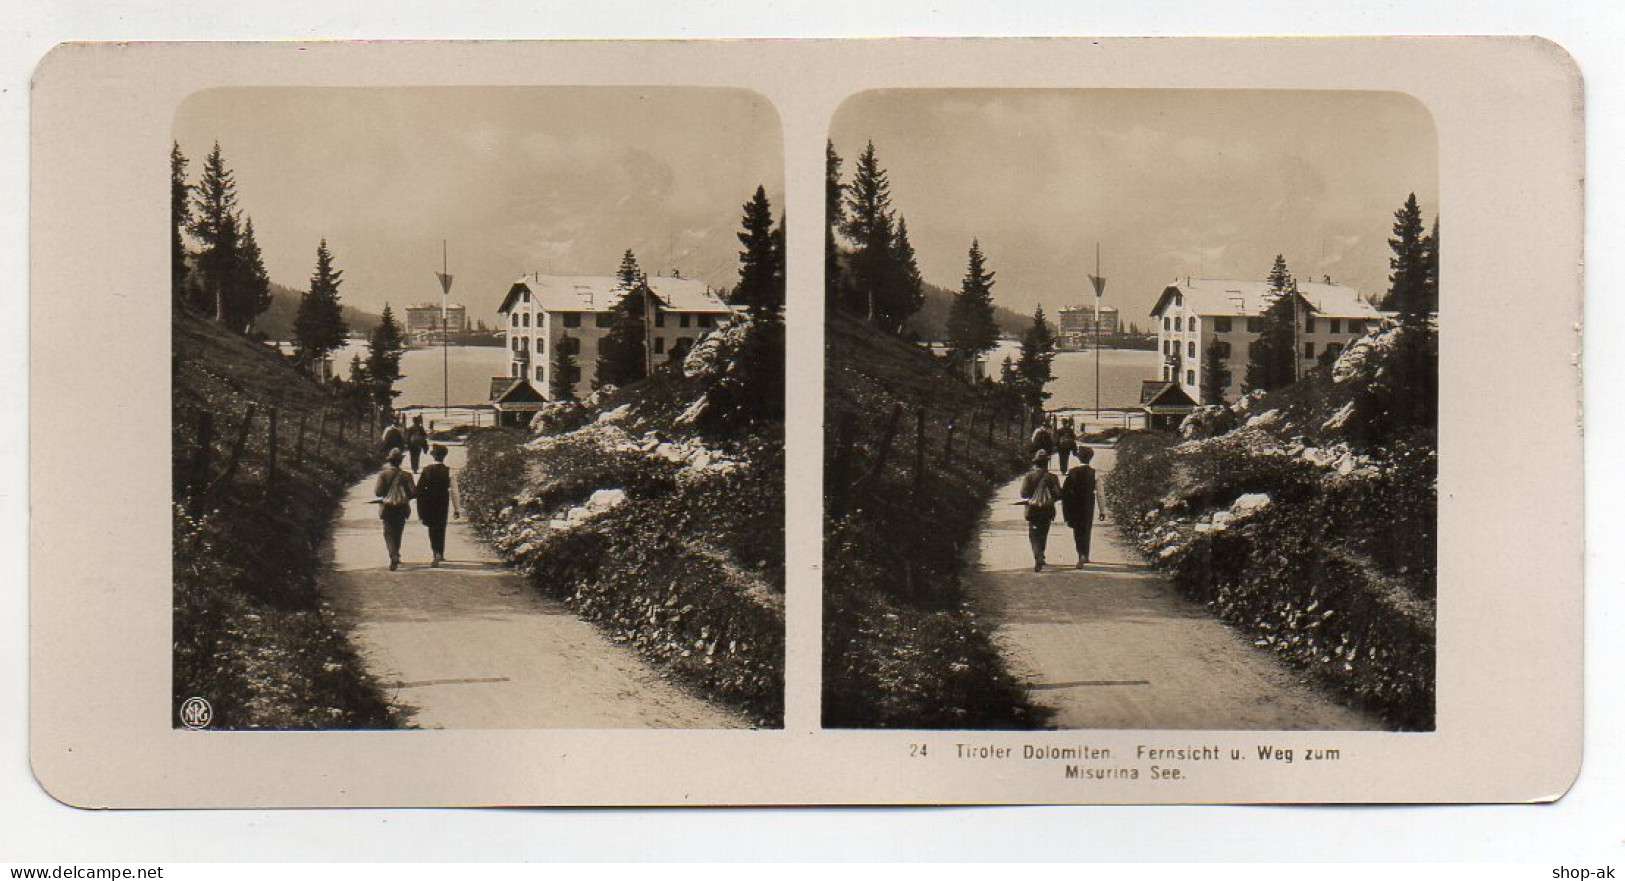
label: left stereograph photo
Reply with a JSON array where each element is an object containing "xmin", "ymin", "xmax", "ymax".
[{"xmin": 170, "ymin": 87, "xmax": 786, "ymax": 731}]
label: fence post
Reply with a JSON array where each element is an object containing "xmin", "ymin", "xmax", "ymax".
[
  {"xmin": 294, "ymin": 414, "xmax": 308, "ymax": 469},
  {"xmin": 187, "ymin": 410, "xmax": 214, "ymax": 512},
  {"xmin": 944, "ymin": 418, "xmax": 956, "ymax": 464},
  {"xmin": 850, "ymin": 402, "xmax": 904, "ymax": 505},
  {"xmin": 266, "ymin": 407, "xmax": 280, "ymax": 488},
  {"xmin": 913, "ymin": 406, "xmax": 927, "ymax": 494},
  {"xmin": 313, "ymin": 409, "xmax": 329, "ymax": 459},
  {"xmin": 987, "ymin": 408, "xmax": 995, "ymax": 446},
  {"xmin": 207, "ymin": 404, "xmax": 257, "ymax": 496}
]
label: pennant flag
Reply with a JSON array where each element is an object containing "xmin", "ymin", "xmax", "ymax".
[
  {"xmin": 1089, "ymin": 274, "xmax": 1107, "ymax": 298},
  {"xmin": 436, "ymin": 272, "xmax": 454, "ymax": 295}
]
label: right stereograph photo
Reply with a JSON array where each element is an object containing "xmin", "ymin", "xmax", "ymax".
[{"xmin": 822, "ymin": 89, "xmax": 1439, "ymax": 732}]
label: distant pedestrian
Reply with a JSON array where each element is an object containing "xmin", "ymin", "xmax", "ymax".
[
  {"xmin": 1061, "ymin": 446, "xmax": 1109, "ymax": 567},
  {"xmin": 373, "ymin": 448, "xmax": 416, "ymax": 571},
  {"xmin": 405, "ymin": 415, "xmax": 430, "ymax": 472},
  {"xmin": 380, "ymin": 419, "xmax": 405, "ymax": 458},
  {"xmin": 416, "ymin": 444, "xmax": 459, "ymax": 567},
  {"xmin": 1029, "ymin": 420, "xmax": 1054, "ymax": 469},
  {"xmin": 1019, "ymin": 450, "xmax": 1062, "ymax": 573},
  {"xmin": 1055, "ymin": 419, "xmax": 1078, "ymax": 472}
]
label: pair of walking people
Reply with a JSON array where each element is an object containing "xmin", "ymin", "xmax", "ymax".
[
  {"xmin": 379, "ymin": 415, "xmax": 432, "ymax": 472},
  {"xmin": 1019, "ymin": 445, "xmax": 1107, "ymax": 572},
  {"xmin": 373, "ymin": 443, "xmax": 459, "ymax": 571},
  {"xmin": 1028, "ymin": 418, "xmax": 1079, "ymax": 472}
]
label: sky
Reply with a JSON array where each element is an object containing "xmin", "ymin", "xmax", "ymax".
[
  {"xmin": 174, "ymin": 87, "xmax": 783, "ymax": 322},
  {"xmin": 830, "ymin": 89, "xmax": 1438, "ymax": 326}
]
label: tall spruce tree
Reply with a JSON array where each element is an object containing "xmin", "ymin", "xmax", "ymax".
[
  {"xmin": 1421, "ymin": 215, "xmax": 1440, "ymax": 315},
  {"xmin": 187, "ymin": 142, "xmax": 241, "ymax": 323},
  {"xmin": 841, "ymin": 140, "xmax": 896, "ymax": 326},
  {"xmin": 888, "ymin": 216, "xmax": 925, "ymax": 331},
  {"xmin": 1014, "ymin": 305, "xmax": 1058, "ymax": 409},
  {"xmin": 734, "ymin": 185, "xmax": 781, "ymax": 316},
  {"xmin": 1244, "ymin": 254, "xmax": 1300, "ymax": 394},
  {"xmin": 617, "ymin": 249, "xmax": 642, "ymax": 288},
  {"xmin": 947, "ymin": 239, "xmax": 1000, "ymax": 372},
  {"xmin": 1201, "ymin": 342, "xmax": 1227, "ymax": 405},
  {"xmin": 365, "ymin": 304, "xmax": 406, "ymax": 408},
  {"xmin": 596, "ymin": 272, "xmax": 650, "ymax": 388},
  {"xmin": 551, "ymin": 335, "xmax": 579, "ymax": 400},
  {"xmin": 231, "ymin": 216, "xmax": 272, "ymax": 334},
  {"xmin": 1384, "ymin": 193, "xmax": 1430, "ymax": 316},
  {"xmin": 170, "ymin": 142, "xmax": 191, "ymax": 309},
  {"xmin": 292, "ymin": 239, "xmax": 349, "ymax": 370},
  {"xmin": 825, "ymin": 141, "xmax": 846, "ymax": 314}
]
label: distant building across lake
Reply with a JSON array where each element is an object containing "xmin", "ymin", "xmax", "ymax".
[
  {"xmin": 1150, "ymin": 277, "xmax": 1387, "ymax": 404},
  {"xmin": 1057, "ymin": 303, "xmax": 1120, "ymax": 348},
  {"xmin": 405, "ymin": 302, "xmax": 469, "ymax": 336},
  {"xmin": 494, "ymin": 273, "xmax": 735, "ymax": 402}
]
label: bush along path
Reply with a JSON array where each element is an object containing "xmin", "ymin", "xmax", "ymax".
[
  {"xmin": 323, "ymin": 440, "xmax": 749, "ymax": 730},
  {"xmin": 967, "ymin": 443, "xmax": 1381, "ymax": 731}
]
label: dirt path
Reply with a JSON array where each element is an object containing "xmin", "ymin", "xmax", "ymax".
[
  {"xmin": 325, "ymin": 442, "xmax": 747, "ymax": 730},
  {"xmin": 969, "ymin": 445, "xmax": 1381, "ymax": 731}
]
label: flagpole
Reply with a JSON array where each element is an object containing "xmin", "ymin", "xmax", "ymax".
[
  {"xmin": 442, "ymin": 240, "xmax": 449, "ymax": 418},
  {"xmin": 1094, "ymin": 243, "xmax": 1101, "ymax": 423}
]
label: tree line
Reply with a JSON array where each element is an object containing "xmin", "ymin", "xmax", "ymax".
[
  {"xmin": 826, "ymin": 140, "xmax": 1057, "ymax": 414},
  {"xmin": 172, "ymin": 141, "xmax": 426, "ymax": 411}
]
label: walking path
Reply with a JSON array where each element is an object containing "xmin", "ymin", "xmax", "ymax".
[
  {"xmin": 324, "ymin": 442, "xmax": 747, "ymax": 729},
  {"xmin": 969, "ymin": 445, "xmax": 1381, "ymax": 730}
]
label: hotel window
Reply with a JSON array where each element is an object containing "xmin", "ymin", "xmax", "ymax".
[
  {"xmin": 1174, "ymin": 317, "xmax": 1183, "ymax": 332},
  {"xmin": 1329, "ymin": 318, "xmax": 1342, "ymax": 333},
  {"xmin": 1214, "ymin": 317, "xmax": 1232, "ymax": 333},
  {"xmin": 562, "ymin": 312, "xmax": 581, "ymax": 329},
  {"xmin": 1185, "ymin": 369, "xmax": 1195, "ymax": 385},
  {"xmin": 1347, "ymin": 320, "xmax": 1363, "ymax": 334},
  {"xmin": 655, "ymin": 310, "xmax": 666, "ymax": 328},
  {"xmin": 698, "ymin": 314, "xmax": 714, "ymax": 328},
  {"xmin": 654, "ymin": 337, "xmax": 666, "ymax": 354},
  {"xmin": 1187, "ymin": 341, "xmax": 1196, "ymax": 358},
  {"xmin": 596, "ymin": 312, "xmax": 613, "ymax": 329},
  {"xmin": 1163, "ymin": 317, "xmax": 1171, "ymax": 331},
  {"xmin": 680, "ymin": 313, "xmax": 692, "ymax": 328},
  {"xmin": 535, "ymin": 337, "xmax": 545, "ymax": 354},
  {"xmin": 1304, "ymin": 315, "xmax": 1316, "ymax": 333},
  {"xmin": 522, "ymin": 313, "xmax": 530, "ymax": 327},
  {"xmin": 1246, "ymin": 317, "xmax": 1261, "ymax": 333},
  {"xmin": 1325, "ymin": 343, "xmax": 1344, "ymax": 360},
  {"xmin": 1304, "ymin": 342, "xmax": 1316, "ymax": 359},
  {"xmin": 510, "ymin": 313, "xmax": 519, "ymax": 327},
  {"xmin": 536, "ymin": 365, "xmax": 545, "ymax": 382}
]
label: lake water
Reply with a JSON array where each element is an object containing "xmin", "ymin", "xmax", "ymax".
[
  {"xmin": 988, "ymin": 342, "xmax": 1161, "ymax": 412},
  {"xmin": 337, "ymin": 341, "xmax": 513, "ymax": 409}
]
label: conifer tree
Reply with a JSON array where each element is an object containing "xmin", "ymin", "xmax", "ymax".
[
  {"xmin": 825, "ymin": 141, "xmax": 846, "ymax": 314},
  {"xmin": 551, "ymin": 335, "xmax": 579, "ymax": 401},
  {"xmin": 733, "ymin": 185, "xmax": 781, "ymax": 316},
  {"xmin": 230, "ymin": 216, "xmax": 272, "ymax": 334},
  {"xmin": 1245, "ymin": 254, "xmax": 1299, "ymax": 393},
  {"xmin": 187, "ymin": 142, "xmax": 241, "ymax": 323},
  {"xmin": 293, "ymin": 239, "xmax": 349, "ymax": 370},
  {"xmin": 1201, "ymin": 342, "xmax": 1228, "ymax": 405},
  {"xmin": 841, "ymin": 140, "xmax": 896, "ymax": 325},
  {"xmin": 1421, "ymin": 215, "xmax": 1440, "ymax": 315},
  {"xmin": 947, "ymin": 239, "xmax": 1000, "ymax": 371},
  {"xmin": 1383, "ymin": 193, "xmax": 1430, "ymax": 316},
  {"xmin": 596, "ymin": 275, "xmax": 650, "ymax": 388},
  {"xmin": 887, "ymin": 216, "xmax": 924, "ymax": 331},
  {"xmin": 365, "ymin": 304, "xmax": 406, "ymax": 408},
  {"xmin": 1014, "ymin": 305, "xmax": 1057, "ymax": 409},
  {"xmin": 171, "ymin": 142, "xmax": 191, "ymax": 309},
  {"xmin": 617, "ymin": 249, "xmax": 642, "ymax": 288}
]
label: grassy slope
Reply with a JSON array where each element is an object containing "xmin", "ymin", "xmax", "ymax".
[
  {"xmin": 823, "ymin": 315, "xmax": 1044, "ymax": 729},
  {"xmin": 1104, "ymin": 343, "xmax": 1437, "ymax": 729},
  {"xmin": 172, "ymin": 310, "xmax": 397, "ymax": 729},
  {"xmin": 460, "ymin": 367, "xmax": 786, "ymax": 726}
]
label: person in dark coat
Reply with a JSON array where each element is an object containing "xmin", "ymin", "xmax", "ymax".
[
  {"xmin": 405, "ymin": 415, "xmax": 430, "ymax": 472},
  {"xmin": 372, "ymin": 448, "xmax": 416, "ymax": 571},
  {"xmin": 1061, "ymin": 446, "xmax": 1109, "ymax": 567},
  {"xmin": 415, "ymin": 444, "xmax": 459, "ymax": 566},
  {"xmin": 1018, "ymin": 450, "xmax": 1062, "ymax": 572},
  {"xmin": 380, "ymin": 420, "xmax": 405, "ymax": 459},
  {"xmin": 1055, "ymin": 419, "xmax": 1078, "ymax": 472},
  {"xmin": 1028, "ymin": 420, "xmax": 1054, "ymax": 467}
]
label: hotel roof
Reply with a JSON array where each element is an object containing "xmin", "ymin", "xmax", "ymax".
[
  {"xmin": 498, "ymin": 274, "xmax": 733, "ymax": 315},
  {"xmin": 1150, "ymin": 277, "xmax": 1385, "ymax": 320}
]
